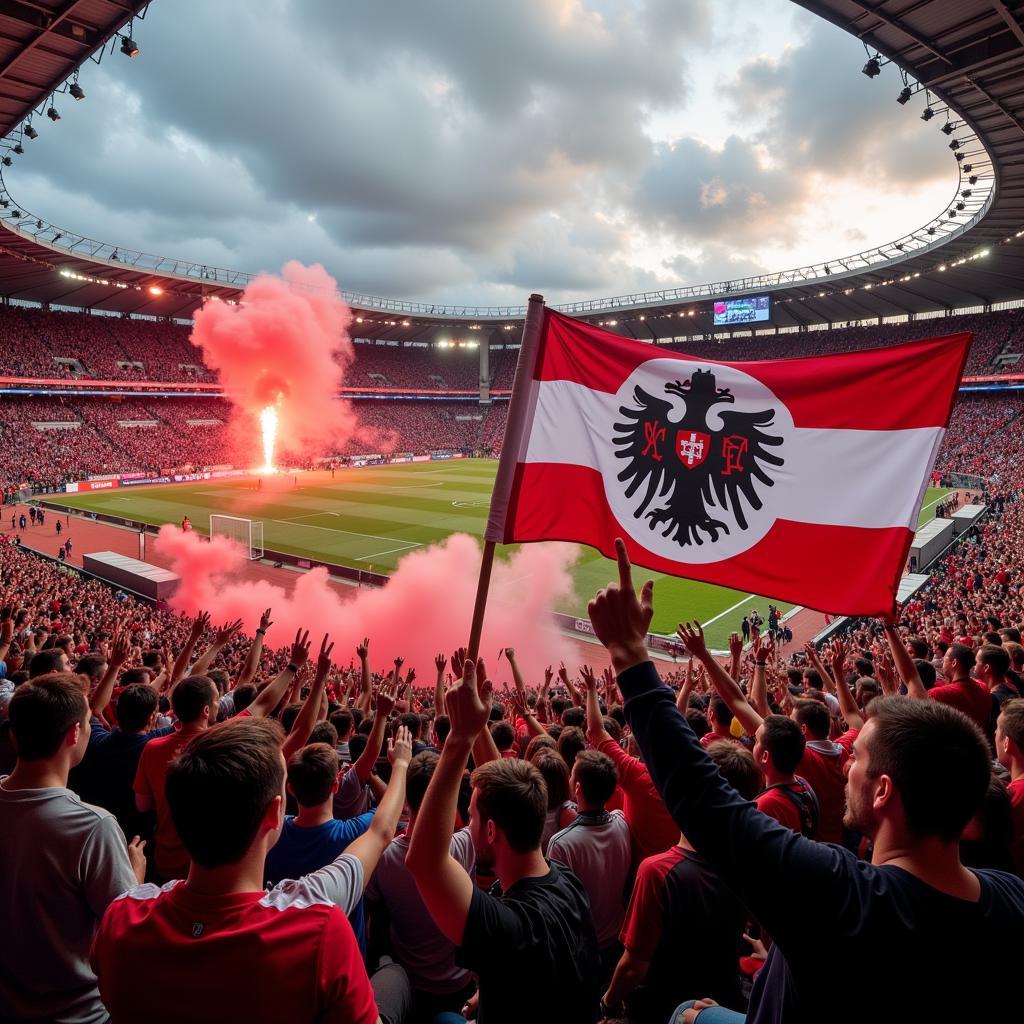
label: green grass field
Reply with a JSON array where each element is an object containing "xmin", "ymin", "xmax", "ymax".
[{"xmin": 53, "ymin": 460, "xmax": 951, "ymax": 649}]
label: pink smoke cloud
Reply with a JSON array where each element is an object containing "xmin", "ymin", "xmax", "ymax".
[
  {"xmin": 190, "ymin": 261, "xmax": 355, "ymax": 460},
  {"xmin": 155, "ymin": 526, "xmax": 579, "ymax": 684}
]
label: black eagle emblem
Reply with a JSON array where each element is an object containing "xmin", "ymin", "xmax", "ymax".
[{"xmin": 613, "ymin": 368, "xmax": 784, "ymax": 546}]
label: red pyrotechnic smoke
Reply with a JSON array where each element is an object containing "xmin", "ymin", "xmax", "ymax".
[
  {"xmin": 155, "ymin": 526, "xmax": 578, "ymax": 682},
  {"xmin": 190, "ymin": 261, "xmax": 356, "ymax": 461}
]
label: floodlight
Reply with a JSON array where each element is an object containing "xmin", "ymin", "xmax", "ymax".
[
  {"xmin": 121, "ymin": 36, "xmax": 139, "ymax": 57},
  {"xmin": 897, "ymin": 87, "xmax": 912, "ymax": 105},
  {"xmin": 69, "ymin": 82, "xmax": 85, "ymax": 101},
  {"xmin": 862, "ymin": 58, "xmax": 881, "ymax": 78},
  {"xmin": 46, "ymin": 106, "xmax": 60, "ymax": 122}
]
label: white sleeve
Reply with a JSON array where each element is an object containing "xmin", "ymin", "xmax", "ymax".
[{"xmin": 264, "ymin": 852, "xmax": 364, "ymax": 917}]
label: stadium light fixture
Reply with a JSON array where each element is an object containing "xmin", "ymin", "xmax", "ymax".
[
  {"xmin": 949, "ymin": 139, "xmax": 961, "ymax": 151},
  {"xmin": 920, "ymin": 107, "xmax": 935, "ymax": 121},
  {"xmin": 1, "ymin": 157, "xmax": 11, "ymax": 167},
  {"xmin": 823, "ymin": 265, "xmax": 831, "ymax": 274},
  {"xmin": 961, "ymin": 189, "xmax": 972, "ymax": 198},
  {"xmin": 69, "ymin": 82, "xmax": 85, "ymax": 101},
  {"xmin": 968, "ymin": 175, "xmax": 978, "ymax": 185},
  {"xmin": 148, "ymin": 286, "xmax": 163, "ymax": 296},
  {"xmin": 897, "ymin": 87, "xmax": 912, "ymax": 105},
  {"xmin": 23, "ymin": 123, "xmax": 37, "ymax": 139},
  {"xmin": 941, "ymin": 122, "xmax": 955, "ymax": 136},
  {"xmin": 938, "ymin": 264, "xmax": 946, "ymax": 271},
  {"xmin": 954, "ymin": 152, "xmax": 965, "ymax": 162},
  {"xmin": 120, "ymin": 36, "xmax": 139, "ymax": 58},
  {"xmin": 46, "ymin": 106, "xmax": 60, "ymax": 122},
  {"xmin": 12, "ymin": 143, "xmax": 23, "ymax": 155},
  {"xmin": 862, "ymin": 57, "xmax": 881, "ymax": 78}
]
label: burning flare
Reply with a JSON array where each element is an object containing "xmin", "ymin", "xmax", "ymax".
[{"xmin": 259, "ymin": 405, "xmax": 278, "ymax": 473}]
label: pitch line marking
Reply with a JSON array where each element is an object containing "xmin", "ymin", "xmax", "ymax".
[
  {"xmin": 701, "ymin": 593, "xmax": 759, "ymax": 629},
  {"xmin": 354, "ymin": 543, "xmax": 421, "ymax": 562}
]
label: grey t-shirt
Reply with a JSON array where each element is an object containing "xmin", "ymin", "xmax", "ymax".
[
  {"xmin": 0, "ymin": 780, "xmax": 137, "ymax": 1023},
  {"xmin": 366, "ymin": 828, "xmax": 476, "ymax": 994}
]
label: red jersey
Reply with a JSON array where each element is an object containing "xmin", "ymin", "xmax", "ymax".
[
  {"xmin": 133, "ymin": 731, "xmax": 195, "ymax": 879},
  {"xmin": 756, "ymin": 777, "xmax": 817, "ymax": 837},
  {"xmin": 596, "ymin": 737, "xmax": 678, "ymax": 861},
  {"xmin": 928, "ymin": 679, "xmax": 993, "ymax": 731},
  {"xmin": 91, "ymin": 879, "xmax": 376, "ymax": 1024},
  {"xmin": 1008, "ymin": 778, "xmax": 1024, "ymax": 878},
  {"xmin": 797, "ymin": 742, "xmax": 847, "ymax": 844}
]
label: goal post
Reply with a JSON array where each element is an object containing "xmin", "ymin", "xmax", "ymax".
[{"xmin": 209, "ymin": 514, "xmax": 264, "ymax": 560}]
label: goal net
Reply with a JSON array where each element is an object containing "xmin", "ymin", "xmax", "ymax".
[{"xmin": 209, "ymin": 514, "xmax": 264, "ymax": 560}]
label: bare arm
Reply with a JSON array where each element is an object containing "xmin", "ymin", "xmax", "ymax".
[
  {"xmin": 89, "ymin": 629, "xmax": 130, "ymax": 718},
  {"xmin": 407, "ymin": 658, "xmax": 491, "ymax": 945},
  {"xmin": 238, "ymin": 608, "xmax": 272, "ymax": 689},
  {"xmin": 581, "ymin": 665, "xmax": 611, "ymax": 745},
  {"xmin": 678, "ymin": 622, "xmax": 763, "ymax": 736},
  {"xmin": 882, "ymin": 622, "xmax": 928, "ymax": 700},
  {"xmin": 434, "ymin": 653, "xmax": 447, "ymax": 715},
  {"xmin": 344, "ymin": 726, "xmax": 412, "ymax": 888},
  {"xmin": 352, "ymin": 677, "xmax": 397, "ymax": 784},
  {"xmin": 281, "ymin": 636, "xmax": 333, "ymax": 761},
  {"xmin": 828, "ymin": 639, "xmax": 865, "ymax": 731},
  {"xmin": 247, "ymin": 629, "xmax": 311, "ymax": 719},
  {"xmin": 190, "ymin": 618, "xmax": 243, "ymax": 678},
  {"xmin": 355, "ymin": 638, "xmax": 372, "ymax": 714},
  {"xmin": 728, "ymin": 631, "xmax": 743, "ymax": 682},
  {"xmin": 171, "ymin": 611, "xmax": 208, "ymax": 686},
  {"xmin": 676, "ymin": 658, "xmax": 696, "ymax": 714}
]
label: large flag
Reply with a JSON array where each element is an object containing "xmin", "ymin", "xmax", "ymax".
[{"xmin": 486, "ymin": 307, "xmax": 970, "ymax": 616}]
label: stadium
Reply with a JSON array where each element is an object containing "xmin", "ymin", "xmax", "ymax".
[{"xmin": 1, "ymin": 2, "xmax": 1023, "ymax": 1023}]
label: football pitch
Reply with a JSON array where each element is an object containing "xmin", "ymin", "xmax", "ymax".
[{"xmin": 53, "ymin": 460, "xmax": 951, "ymax": 649}]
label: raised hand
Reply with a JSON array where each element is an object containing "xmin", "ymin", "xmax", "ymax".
[
  {"xmin": 504, "ymin": 647, "xmax": 515, "ymax": 661},
  {"xmin": 434, "ymin": 652, "xmax": 447, "ymax": 673},
  {"xmin": 290, "ymin": 628, "xmax": 312, "ymax": 668},
  {"xmin": 108, "ymin": 628, "xmax": 132, "ymax": 669},
  {"xmin": 587, "ymin": 539, "xmax": 653, "ymax": 669},
  {"xmin": 258, "ymin": 608, "xmax": 274, "ymax": 633},
  {"xmin": 543, "ymin": 665, "xmax": 554, "ymax": 689},
  {"xmin": 388, "ymin": 724, "xmax": 413, "ymax": 767},
  {"xmin": 445, "ymin": 656, "xmax": 492, "ymax": 745},
  {"xmin": 558, "ymin": 662, "xmax": 571, "ymax": 688},
  {"xmin": 394, "ymin": 656, "xmax": 405, "ymax": 673},
  {"xmin": 451, "ymin": 646, "xmax": 468, "ymax": 680},
  {"xmin": 315, "ymin": 635, "xmax": 335, "ymax": 680},
  {"xmin": 376, "ymin": 675, "xmax": 400, "ymax": 717},
  {"xmin": 357, "ymin": 637, "xmax": 370, "ymax": 660},
  {"xmin": 127, "ymin": 835, "xmax": 147, "ymax": 884},
  {"xmin": 579, "ymin": 664, "xmax": 598, "ymax": 694},
  {"xmin": 729, "ymin": 632, "xmax": 743, "ymax": 659},
  {"xmin": 215, "ymin": 618, "xmax": 243, "ymax": 645},
  {"xmin": 677, "ymin": 620, "xmax": 709, "ymax": 662},
  {"xmin": 189, "ymin": 611, "xmax": 211, "ymax": 640}
]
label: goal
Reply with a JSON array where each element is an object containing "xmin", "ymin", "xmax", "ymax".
[{"xmin": 209, "ymin": 514, "xmax": 264, "ymax": 560}]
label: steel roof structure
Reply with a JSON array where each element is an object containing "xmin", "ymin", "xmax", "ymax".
[{"xmin": 0, "ymin": 0, "xmax": 1020, "ymax": 338}]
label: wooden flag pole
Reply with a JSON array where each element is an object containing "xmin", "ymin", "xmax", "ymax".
[{"xmin": 466, "ymin": 293, "xmax": 547, "ymax": 662}]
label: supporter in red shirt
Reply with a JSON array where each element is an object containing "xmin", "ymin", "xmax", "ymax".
[
  {"xmin": 699, "ymin": 695, "xmax": 744, "ymax": 749},
  {"xmin": 753, "ymin": 715, "xmax": 818, "ymax": 838},
  {"xmin": 995, "ymin": 698, "xmax": 1024, "ymax": 877},
  {"xmin": 133, "ymin": 675, "xmax": 218, "ymax": 880},
  {"xmin": 92, "ymin": 716, "xmax": 409, "ymax": 1024},
  {"xmin": 601, "ymin": 741, "xmax": 763, "ymax": 1023},
  {"xmin": 792, "ymin": 700, "xmax": 847, "ymax": 845},
  {"xmin": 929, "ymin": 643, "xmax": 993, "ymax": 731}
]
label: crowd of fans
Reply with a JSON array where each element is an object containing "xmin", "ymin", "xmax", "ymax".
[
  {"xmin": 934, "ymin": 394, "xmax": 1024, "ymax": 484},
  {"xmin": 2, "ymin": 481, "xmax": 1023, "ymax": 1021}
]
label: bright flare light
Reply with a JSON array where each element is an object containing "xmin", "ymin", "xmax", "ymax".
[{"xmin": 259, "ymin": 405, "xmax": 278, "ymax": 473}]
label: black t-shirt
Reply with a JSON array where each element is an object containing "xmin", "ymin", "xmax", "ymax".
[{"xmin": 457, "ymin": 861, "xmax": 599, "ymax": 1024}]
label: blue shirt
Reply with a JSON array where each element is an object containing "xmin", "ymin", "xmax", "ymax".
[{"xmin": 264, "ymin": 812, "xmax": 375, "ymax": 952}]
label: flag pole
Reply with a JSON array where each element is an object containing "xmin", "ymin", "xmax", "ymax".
[{"xmin": 466, "ymin": 293, "xmax": 547, "ymax": 661}]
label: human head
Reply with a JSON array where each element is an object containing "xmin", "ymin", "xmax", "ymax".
[
  {"xmin": 531, "ymin": 749, "xmax": 570, "ymax": 811},
  {"xmin": 975, "ymin": 644, "xmax": 1010, "ymax": 687},
  {"xmin": 557, "ymin": 725, "xmax": 587, "ymax": 767},
  {"xmin": 406, "ymin": 750, "xmax": 440, "ymax": 816},
  {"xmin": 561, "ymin": 707, "xmax": 585, "ymax": 729},
  {"xmin": 166, "ymin": 717, "xmax": 286, "ymax": 867},
  {"xmin": 469, "ymin": 757, "xmax": 547, "ymax": 865},
  {"xmin": 753, "ymin": 714, "xmax": 805, "ymax": 776},
  {"xmin": 490, "ymin": 720, "xmax": 516, "ymax": 753},
  {"xmin": 433, "ymin": 714, "xmax": 450, "ymax": 746},
  {"xmin": 570, "ymin": 749, "xmax": 617, "ymax": 809},
  {"xmin": 28, "ymin": 648, "xmax": 68, "ymax": 678},
  {"xmin": 307, "ymin": 721, "xmax": 338, "ymax": 748},
  {"xmin": 524, "ymin": 733, "xmax": 557, "ymax": 761},
  {"xmin": 793, "ymin": 698, "xmax": 830, "ymax": 740},
  {"xmin": 75, "ymin": 653, "xmax": 107, "ymax": 685},
  {"xmin": 398, "ymin": 711, "xmax": 422, "ymax": 740},
  {"xmin": 8, "ymin": 673, "xmax": 89, "ymax": 764},
  {"xmin": 995, "ymin": 698, "xmax": 1024, "ymax": 772},
  {"xmin": 115, "ymin": 684, "xmax": 158, "ymax": 734},
  {"xmin": 708, "ymin": 694, "xmax": 734, "ymax": 733},
  {"xmin": 232, "ymin": 684, "xmax": 256, "ymax": 714},
  {"xmin": 844, "ymin": 696, "xmax": 990, "ymax": 843},
  {"xmin": 706, "ymin": 739, "xmax": 763, "ymax": 801},
  {"xmin": 942, "ymin": 643, "xmax": 976, "ymax": 681},
  {"xmin": 330, "ymin": 710, "xmax": 354, "ymax": 741},
  {"xmin": 170, "ymin": 674, "xmax": 217, "ymax": 726},
  {"xmin": 286, "ymin": 742, "xmax": 339, "ymax": 807}
]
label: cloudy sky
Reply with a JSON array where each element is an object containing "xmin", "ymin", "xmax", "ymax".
[{"xmin": 7, "ymin": 0, "xmax": 955, "ymax": 306}]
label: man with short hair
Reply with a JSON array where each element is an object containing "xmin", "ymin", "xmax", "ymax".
[
  {"xmin": 547, "ymin": 748, "xmax": 631, "ymax": 979},
  {"xmin": 589, "ymin": 540, "xmax": 1024, "ymax": 1023},
  {"xmin": 753, "ymin": 715, "xmax": 818, "ymax": 838},
  {"xmin": 134, "ymin": 674, "xmax": 218, "ymax": 880},
  {"xmin": 367, "ymin": 750, "xmax": 477, "ymax": 1020},
  {"xmin": 407, "ymin": 657, "xmax": 600, "ymax": 1024},
  {"xmin": 702, "ymin": 694, "xmax": 740, "ymax": 748},
  {"xmin": 0, "ymin": 673, "xmax": 143, "ymax": 1024},
  {"xmin": 29, "ymin": 646, "xmax": 69, "ymax": 677},
  {"xmin": 70, "ymin": 682, "xmax": 172, "ymax": 838},
  {"xmin": 93, "ymin": 715, "xmax": 413, "ymax": 1024},
  {"xmin": 930, "ymin": 642, "xmax": 992, "ymax": 730},
  {"xmin": 977, "ymin": 643, "xmax": 1018, "ymax": 711}
]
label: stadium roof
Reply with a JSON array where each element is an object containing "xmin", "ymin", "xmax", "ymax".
[{"xmin": 0, "ymin": 0, "xmax": 1020, "ymax": 335}]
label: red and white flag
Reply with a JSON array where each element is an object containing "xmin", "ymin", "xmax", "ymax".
[{"xmin": 486, "ymin": 308, "xmax": 970, "ymax": 616}]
